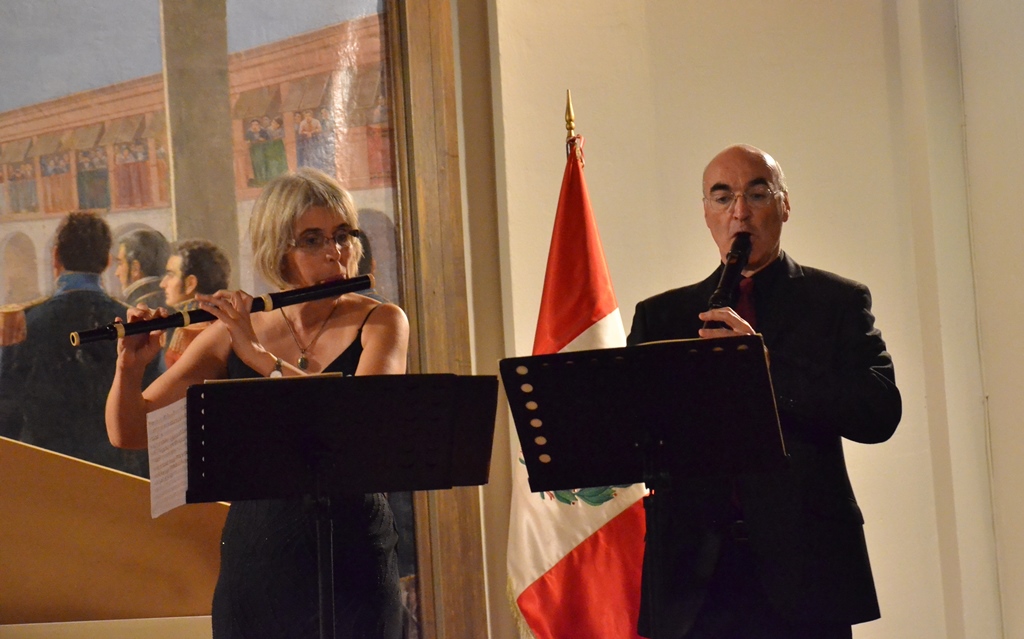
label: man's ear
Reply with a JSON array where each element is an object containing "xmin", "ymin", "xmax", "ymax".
[
  {"xmin": 130, "ymin": 260, "xmax": 142, "ymax": 282},
  {"xmin": 184, "ymin": 274, "xmax": 199, "ymax": 297}
]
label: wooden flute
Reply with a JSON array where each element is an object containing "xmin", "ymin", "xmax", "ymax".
[{"xmin": 70, "ymin": 274, "xmax": 374, "ymax": 346}]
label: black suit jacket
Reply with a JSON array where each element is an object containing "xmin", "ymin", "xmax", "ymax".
[
  {"xmin": 0, "ymin": 290, "xmax": 157, "ymax": 477},
  {"xmin": 628, "ymin": 252, "xmax": 901, "ymax": 638}
]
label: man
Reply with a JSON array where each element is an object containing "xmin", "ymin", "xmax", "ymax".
[
  {"xmin": 159, "ymin": 239, "xmax": 231, "ymax": 368},
  {"xmin": 628, "ymin": 144, "xmax": 901, "ymax": 639},
  {"xmin": 115, "ymin": 227, "xmax": 170, "ymax": 309},
  {"xmin": 0, "ymin": 212, "xmax": 155, "ymax": 476}
]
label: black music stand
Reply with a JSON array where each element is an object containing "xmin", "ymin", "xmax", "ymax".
[
  {"xmin": 184, "ymin": 373, "xmax": 498, "ymax": 639},
  {"xmin": 499, "ymin": 334, "xmax": 786, "ymax": 639}
]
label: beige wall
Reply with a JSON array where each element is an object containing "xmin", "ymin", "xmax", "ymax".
[
  {"xmin": 472, "ymin": 0, "xmax": 1019, "ymax": 637},
  {"xmin": 959, "ymin": 0, "xmax": 1024, "ymax": 637}
]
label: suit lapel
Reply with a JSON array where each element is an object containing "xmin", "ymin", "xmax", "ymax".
[{"xmin": 757, "ymin": 254, "xmax": 804, "ymax": 351}]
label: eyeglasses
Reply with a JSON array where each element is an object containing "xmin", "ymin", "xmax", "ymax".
[
  {"xmin": 289, "ymin": 227, "xmax": 362, "ymax": 252},
  {"xmin": 704, "ymin": 184, "xmax": 779, "ymax": 212}
]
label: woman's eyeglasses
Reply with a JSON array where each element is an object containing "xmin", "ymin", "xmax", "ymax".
[{"xmin": 289, "ymin": 228, "xmax": 362, "ymax": 252}]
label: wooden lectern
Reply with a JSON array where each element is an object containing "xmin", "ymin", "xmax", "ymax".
[{"xmin": 0, "ymin": 436, "xmax": 228, "ymax": 624}]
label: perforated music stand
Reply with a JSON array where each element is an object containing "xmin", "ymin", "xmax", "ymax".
[
  {"xmin": 184, "ymin": 373, "xmax": 498, "ymax": 639},
  {"xmin": 500, "ymin": 334, "xmax": 786, "ymax": 639},
  {"xmin": 501, "ymin": 334, "xmax": 785, "ymax": 491}
]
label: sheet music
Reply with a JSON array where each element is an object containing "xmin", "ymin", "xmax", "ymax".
[{"xmin": 147, "ymin": 397, "xmax": 188, "ymax": 518}]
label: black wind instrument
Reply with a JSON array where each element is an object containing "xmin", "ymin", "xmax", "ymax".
[
  {"xmin": 70, "ymin": 274, "xmax": 374, "ymax": 346},
  {"xmin": 702, "ymin": 232, "xmax": 752, "ymax": 329}
]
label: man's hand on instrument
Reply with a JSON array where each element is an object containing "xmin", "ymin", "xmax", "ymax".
[{"xmin": 697, "ymin": 306, "xmax": 755, "ymax": 339}]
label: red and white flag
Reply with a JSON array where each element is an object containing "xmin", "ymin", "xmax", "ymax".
[{"xmin": 507, "ymin": 134, "xmax": 647, "ymax": 638}]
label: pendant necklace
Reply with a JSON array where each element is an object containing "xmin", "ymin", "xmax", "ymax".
[{"xmin": 280, "ymin": 299, "xmax": 339, "ymax": 371}]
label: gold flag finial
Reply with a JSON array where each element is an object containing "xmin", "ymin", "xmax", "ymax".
[{"xmin": 565, "ymin": 90, "xmax": 575, "ymax": 141}]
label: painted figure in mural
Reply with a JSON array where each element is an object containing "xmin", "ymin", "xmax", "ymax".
[
  {"xmin": 114, "ymin": 141, "xmax": 153, "ymax": 208},
  {"xmin": 246, "ymin": 115, "xmax": 288, "ymax": 187},
  {"xmin": 115, "ymin": 227, "xmax": 171, "ymax": 311},
  {"xmin": 76, "ymin": 148, "xmax": 110, "ymax": 210},
  {"xmin": 159, "ymin": 238, "xmax": 231, "ymax": 369},
  {"xmin": 267, "ymin": 116, "xmax": 284, "ymax": 141},
  {"xmin": 116, "ymin": 146, "xmax": 134, "ymax": 165},
  {"xmin": 297, "ymin": 108, "xmax": 335, "ymax": 174},
  {"xmin": 9, "ymin": 162, "xmax": 38, "ymax": 213},
  {"xmin": 106, "ymin": 167, "xmax": 407, "ymax": 638},
  {"xmin": 245, "ymin": 118, "xmax": 270, "ymax": 186},
  {"xmin": 0, "ymin": 212, "xmax": 155, "ymax": 476},
  {"xmin": 245, "ymin": 118, "xmax": 268, "ymax": 145},
  {"xmin": 262, "ymin": 115, "xmax": 289, "ymax": 180},
  {"xmin": 298, "ymin": 109, "xmax": 324, "ymax": 139},
  {"xmin": 296, "ymin": 109, "xmax": 320, "ymax": 169},
  {"xmin": 628, "ymin": 144, "xmax": 901, "ymax": 639},
  {"xmin": 154, "ymin": 140, "xmax": 170, "ymax": 203},
  {"xmin": 41, "ymin": 152, "xmax": 75, "ymax": 212}
]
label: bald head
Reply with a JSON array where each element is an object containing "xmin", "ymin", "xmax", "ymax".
[{"xmin": 703, "ymin": 144, "xmax": 787, "ymax": 196}]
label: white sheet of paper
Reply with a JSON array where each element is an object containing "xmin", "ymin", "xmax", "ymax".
[{"xmin": 147, "ymin": 397, "xmax": 188, "ymax": 518}]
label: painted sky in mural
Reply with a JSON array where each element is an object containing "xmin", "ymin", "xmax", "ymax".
[{"xmin": 0, "ymin": 0, "xmax": 381, "ymax": 113}]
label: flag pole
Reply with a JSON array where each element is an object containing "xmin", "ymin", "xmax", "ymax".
[
  {"xmin": 565, "ymin": 90, "xmax": 582, "ymax": 165},
  {"xmin": 565, "ymin": 89, "xmax": 575, "ymax": 142}
]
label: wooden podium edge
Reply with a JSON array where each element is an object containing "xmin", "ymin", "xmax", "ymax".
[{"xmin": 0, "ymin": 437, "xmax": 228, "ymax": 624}]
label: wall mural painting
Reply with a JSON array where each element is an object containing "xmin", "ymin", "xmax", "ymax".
[
  {"xmin": 0, "ymin": 6, "xmax": 415, "ymax": 636},
  {"xmin": 225, "ymin": 19, "xmax": 400, "ymax": 305},
  {"xmin": 0, "ymin": 112, "xmax": 174, "ymax": 308}
]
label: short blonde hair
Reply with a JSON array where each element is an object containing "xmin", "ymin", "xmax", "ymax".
[{"xmin": 248, "ymin": 168, "xmax": 362, "ymax": 290}]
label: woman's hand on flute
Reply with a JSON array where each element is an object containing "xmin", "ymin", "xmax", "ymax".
[
  {"xmin": 107, "ymin": 304, "xmax": 167, "ymax": 450},
  {"xmin": 115, "ymin": 305, "xmax": 167, "ymax": 371},
  {"xmin": 196, "ymin": 289, "xmax": 267, "ymax": 367}
]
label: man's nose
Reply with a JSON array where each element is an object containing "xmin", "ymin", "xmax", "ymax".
[{"xmin": 731, "ymin": 194, "xmax": 752, "ymax": 218}]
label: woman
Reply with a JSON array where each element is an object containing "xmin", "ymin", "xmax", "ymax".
[{"xmin": 106, "ymin": 167, "xmax": 408, "ymax": 638}]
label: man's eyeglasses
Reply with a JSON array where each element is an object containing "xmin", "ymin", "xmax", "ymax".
[
  {"xmin": 704, "ymin": 185, "xmax": 778, "ymax": 212},
  {"xmin": 289, "ymin": 227, "xmax": 362, "ymax": 252}
]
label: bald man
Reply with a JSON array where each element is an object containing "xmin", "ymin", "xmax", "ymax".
[{"xmin": 628, "ymin": 145, "xmax": 901, "ymax": 639}]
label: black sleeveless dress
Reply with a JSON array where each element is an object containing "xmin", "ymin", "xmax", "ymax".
[{"xmin": 212, "ymin": 316, "xmax": 402, "ymax": 639}]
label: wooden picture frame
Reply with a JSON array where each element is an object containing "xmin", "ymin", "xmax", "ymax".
[{"xmin": 386, "ymin": 1, "xmax": 488, "ymax": 637}]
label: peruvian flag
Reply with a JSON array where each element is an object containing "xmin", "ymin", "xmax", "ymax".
[{"xmin": 507, "ymin": 134, "xmax": 646, "ymax": 638}]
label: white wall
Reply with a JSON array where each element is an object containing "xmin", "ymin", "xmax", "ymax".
[
  {"xmin": 958, "ymin": 0, "xmax": 1024, "ymax": 637},
  {"xmin": 478, "ymin": 0, "xmax": 1009, "ymax": 637}
]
